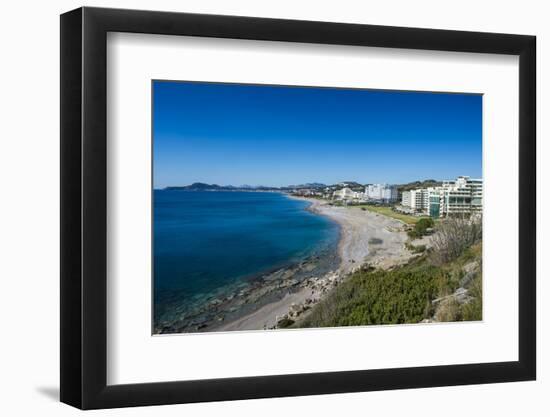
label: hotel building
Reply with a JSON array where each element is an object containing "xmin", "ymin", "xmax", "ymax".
[
  {"xmin": 401, "ymin": 191, "xmax": 412, "ymax": 207},
  {"xmin": 333, "ymin": 187, "xmax": 364, "ymax": 201},
  {"xmin": 401, "ymin": 176, "xmax": 483, "ymax": 218},
  {"xmin": 365, "ymin": 184, "xmax": 398, "ymax": 203}
]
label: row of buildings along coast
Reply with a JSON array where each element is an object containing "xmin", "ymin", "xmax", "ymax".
[
  {"xmin": 329, "ymin": 176, "xmax": 482, "ymax": 218},
  {"xmin": 400, "ymin": 176, "xmax": 482, "ymax": 218},
  {"xmin": 333, "ymin": 183, "xmax": 398, "ymax": 203}
]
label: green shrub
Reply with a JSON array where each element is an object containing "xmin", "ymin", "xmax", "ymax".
[
  {"xmin": 407, "ymin": 217, "xmax": 434, "ymax": 238},
  {"xmin": 299, "ymin": 261, "xmax": 440, "ymax": 328},
  {"xmin": 417, "ymin": 217, "xmax": 435, "ymax": 230},
  {"xmin": 298, "ymin": 242, "xmax": 482, "ymax": 328}
]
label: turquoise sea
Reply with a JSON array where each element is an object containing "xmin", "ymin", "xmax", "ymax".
[{"xmin": 153, "ymin": 191, "xmax": 339, "ymax": 327}]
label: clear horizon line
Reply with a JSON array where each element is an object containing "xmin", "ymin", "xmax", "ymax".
[{"xmin": 155, "ymin": 175, "xmax": 482, "ymax": 189}]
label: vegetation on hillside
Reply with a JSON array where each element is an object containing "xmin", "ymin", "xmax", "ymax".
[
  {"xmin": 405, "ymin": 242, "xmax": 427, "ymax": 254},
  {"xmin": 407, "ymin": 217, "xmax": 435, "ymax": 238},
  {"xmin": 397, "ymin": 179, "xmax": 443, "ymax": 194},
  {"xmin": 461, "ymin": 269, "xmax": 482, "ymax": 321},
  {"xmin": 297, "ymin": 219, "xmax": 482, "ymax": 328},
  {"xmin": 429, "ymin": 217, "xmax": 482, "ymax": 265},
  {"xmin": 298, "ymin": 260, "xmax": 440, "ymax": 326}
]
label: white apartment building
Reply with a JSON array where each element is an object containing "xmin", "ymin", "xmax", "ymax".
[
  {"xmin": 401, "ymin": 188, "xmax": 428, "ymax": 212},
  {"xmin": 365, "ymin": 184, "xmax": 398, "ymax": 203},
  {"xmin": 438, "ymin": 176, "xmax": 483, "ymax": 217},
  {"xmin": 333, "ymin": 187, "xmax": 354, "ymax": 200},
  {"xmin": 402, "ymin": 176, "xmax": 483, "ymax": 218},
  {"xmin": 333, "ymin": 187, "xmax": 365, "ymax": 201},
  {"xmin": 401, "ymin": 191, "xmax": 411, "ymax": 207},
  {"xmin": 411, "ymin": 189, "xmax": 428, "ymax": 211}
]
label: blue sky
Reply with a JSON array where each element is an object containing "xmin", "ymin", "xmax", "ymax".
[{"xmin": 153, "ymin": 81, "xmax": 482, "ymax": 188}]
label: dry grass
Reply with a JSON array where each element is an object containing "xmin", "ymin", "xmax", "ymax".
[
  {"xmin": 434, "ymin": 298, "xmax": 462, "ymax": 321},
  {"xmin": 430, "ymin": 217, "xmax": 482, "ymax": 265},
  {"xmin": 461, "ymin": 271, "xmax": 483, "ymax": 321}
]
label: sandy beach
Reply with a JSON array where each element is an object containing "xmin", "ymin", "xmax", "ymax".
[
  {"xmin": 154, "ymin": 196, "xmax": 418, "ymax": 334},
  {"xmin": 309, "ymin": 199, "xmax": 411, "ymax": 273},
  {"xmin": 214, "ymin": 197, "xmax": 413, "ymax": 332}
]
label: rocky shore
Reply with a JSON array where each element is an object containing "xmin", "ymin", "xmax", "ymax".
[
  {"xmin": 153, "ymin": 205, "xmax": 340, "ymax": 334},
  {"xmin": 155, "ymin": 197, "xmax": 421, "ymax": 334},
  {"xmin": 215, "ymin": 198, "xmax": 418, "ymax": 332}
]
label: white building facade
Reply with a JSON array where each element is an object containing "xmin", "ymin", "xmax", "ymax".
[
  {"xmin": 411, "ymin": 189, "xmax": 428, "ymax": 211},
  {"xmin": 401, "ymin": 191, "xmax": 411, "ymax": 207},
  {"xmin": 438, "ymin": 176, "xmax": 483, "ymax": 217},
  {"xmin": 365, "ymin": 184, "xmax": 398, "ymax": 203},
  {"xmin": 401, "ymin": 188, "xmax": 428, "ymax": 212},
  {"xmin": 400, "ymin": 176, "xmax": 483, "ymax": 218},
  {"xmin": 333, "ymin": 187, "xmax": 365, "ymax": 202}
]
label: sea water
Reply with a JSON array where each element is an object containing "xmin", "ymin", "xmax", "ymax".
[{"xmin": 153, "ymin": 191, "xmax": 339, "ymax": 324}]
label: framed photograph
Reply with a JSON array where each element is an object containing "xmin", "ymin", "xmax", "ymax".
[{"xmin": 60, "ymin": 7, "xmax": 536, "ymax": 409}]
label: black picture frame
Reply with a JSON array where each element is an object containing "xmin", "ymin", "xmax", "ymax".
[{"xmin": 60, "ymin": 6, "xmax": 536, "ymax": 410}]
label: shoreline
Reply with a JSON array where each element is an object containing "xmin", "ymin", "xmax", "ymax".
[
  {"xmin": 155, "ymin": 196, "xmax": 415, "ymax": 334},
  {"xmin": 213, "ymin": 197, "xmax": 413, "ymax": 332},
  {"xmin": 154, "ymin": 194, "xmax": 340, "ymax": 334}
]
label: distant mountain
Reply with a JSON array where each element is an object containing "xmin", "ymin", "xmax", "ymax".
[
  {"xmin": 165, "ymin": 182, "xmax": 224, "ymax": 191},
  {"xmin": 164, "ymin": 180, "xmax": 445, "ymax": 193},
  {"xmin": 164, "ymin": 183, "xmax": 280, "ymax": 191},
  {"xmin": 397, "ymin": 179, "xmax": 442, "ymax": 193},
  {"xmin": 287, "ymin": 183, "xmax": 327, "ymax": 189},
  {"xmin": 334, "ymin": 181, "xmax": 365, "ymax": 191}
]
